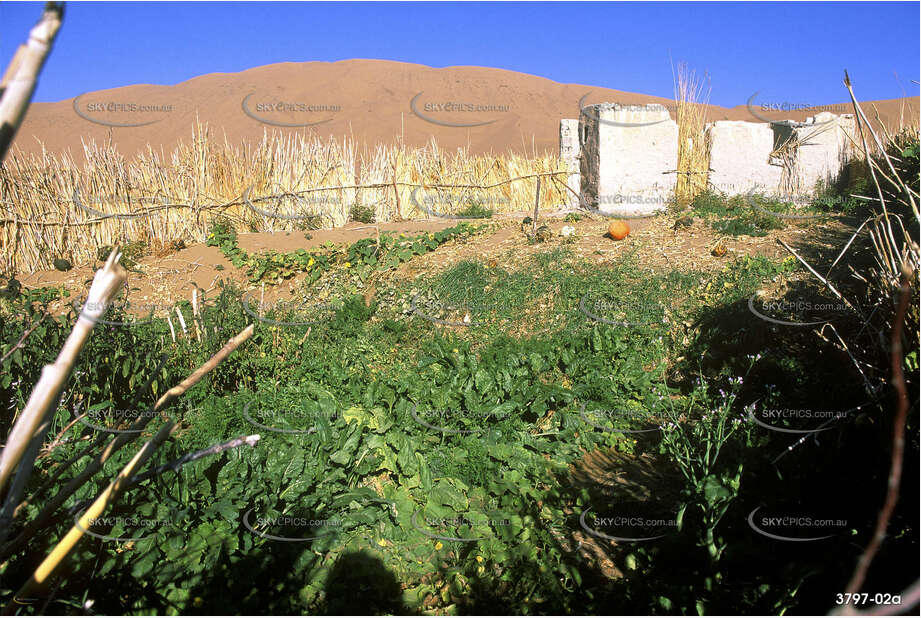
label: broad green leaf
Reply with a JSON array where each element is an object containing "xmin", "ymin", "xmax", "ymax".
[
  {"xmin": 417, "ymin": 452, "xmax": 433, "ymax": 491},
  {"xmin": 702, "ymin": 475, "xmax": 732, "ymax": 503},
  {"xmin": 330, "ymin": 449, "xmax": 352, "ymax": 465}
]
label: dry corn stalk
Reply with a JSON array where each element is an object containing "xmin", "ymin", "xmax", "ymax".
[
  {"xmin": 0, "ymin": 2, "xmax": 64, "ymax": 164},
  {"xmin": 3, "ymin": 421, "xmax": 176, "ymax": 615},
  {"xmin": 0, "ymin": 324, "xmax": 256, "ymax": 563},
  {"xmin": 0, "ymin": 7, "xmax": 264, "ymax": 605},
  {"xmin": 0, "ymin": 250, "xmax": 126, "ymax": 517}
]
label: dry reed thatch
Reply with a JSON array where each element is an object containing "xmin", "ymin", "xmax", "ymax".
[
  {"xmin": 0, "ymin": 125, "xmax": 570, "ymax": 274},
  {"xmin": 672, "ymin": 62, "xmax": 711, "ymax": 208}
]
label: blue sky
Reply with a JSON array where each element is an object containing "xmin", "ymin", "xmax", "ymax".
[{"xmin": 1, "ymin": 1, "xmax": 917, "ymax": 107}]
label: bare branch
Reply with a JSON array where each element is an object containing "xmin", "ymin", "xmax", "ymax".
[
  {"xmin": 842, "ymin": 265, "xmax": 913, "ymax": 600},
  {"xmin": 0, "ymin": 313, "xmax": 45, "ymax": 365}
]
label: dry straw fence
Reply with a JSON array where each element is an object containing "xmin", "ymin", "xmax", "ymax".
[{"xmin": 0, "ymin": 123, "xmax": 572, "ymax": 273}]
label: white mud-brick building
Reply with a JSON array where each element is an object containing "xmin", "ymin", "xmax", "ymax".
[
  {"xmin": 562, "ymin": 103, "xmax": 857, "ymax": 211},
  {"xmin": 770, "ymin": 112, "xmax": 857, "ymax": 196},
  {"xmin": 707, "ymin": 121, "xmax": 782, "ymax": 195},
  {"xmin": 707, "ymin": 112, "xmax": 857, "ymax": 199},
  {"xmin": 577, "ymin": 103, "xmax": 678, "ymax": 216},
  {"xmin": 559, "ymin": 119, "xmax": 581, "ymax": 208}
]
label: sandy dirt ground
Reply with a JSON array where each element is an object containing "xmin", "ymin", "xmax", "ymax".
[{"xmin": 16, "ymin": 208, "xmax": 849, "ymax": 322}]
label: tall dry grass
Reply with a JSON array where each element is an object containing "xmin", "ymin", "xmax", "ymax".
[
  {"xmin": 0, "ymin": 123, "xmax": 570, "ymax": 273},
  {"xmin": 672, "ymin": 62, "xmax": 712, "ymax": 208}
]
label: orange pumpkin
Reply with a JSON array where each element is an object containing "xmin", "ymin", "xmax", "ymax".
[{"xmin": 607, "ymin": 220, "xmax": 630, "ymax": 240}]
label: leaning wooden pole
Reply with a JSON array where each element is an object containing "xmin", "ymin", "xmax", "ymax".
[{"xmin": 532, "ymin": 176, "xmax": 541, "ymax": 237}]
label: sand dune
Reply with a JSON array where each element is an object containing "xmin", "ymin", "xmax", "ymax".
[{"xmin": 11, "ymin": 59, "xmax": 919, "ymax": 159}]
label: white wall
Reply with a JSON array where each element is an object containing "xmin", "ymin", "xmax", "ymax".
[{"xmin": 580, "ymin": 103, "xmax": 677, "ymax": 216}]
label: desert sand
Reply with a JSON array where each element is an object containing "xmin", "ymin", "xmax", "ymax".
[{"xmin": 11, "ymin": 59, "xmax": 918, "ymax": 160}]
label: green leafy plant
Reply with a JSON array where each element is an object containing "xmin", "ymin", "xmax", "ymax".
[
  {"xmin": 1, "ymin": 236, "xmax": 903, "ymax": 615},
  {"xmin": 454, "ymin": 199, "xmax": 494, "ymax": 219},
  {"xmin": 349, "ymin": 203, "xmax": 376, "ymax": 224},
  {"xmin": 206, "ymin": 219, "xmax": 485, "ymax": 284},
  {"xmin": 690, "ymin": 191, "xmax": 784, "ymax": 237},
  {"xmin": 657, "ymin": 357, "xmax": 758, "ymax": 567}
]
